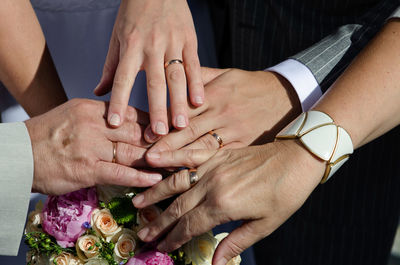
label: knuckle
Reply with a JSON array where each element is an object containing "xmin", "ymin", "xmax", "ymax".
[
  {"xmin": 184, "ymin": 58, "xmax": 200, "ymax": 73},
  {"xmin": 180, "ymin": 216, "xmax": 193, "ymax": 240},
  {"xmin": 168, "ymin": 199, "xmax": 183, "ymax": 220},
  {"xmin": 199, "ymin": 136, "xmax": 218, "ymax": 150},
  {"xmin": 186, "ymin": 122, "xmax": 201, "ymax": 139},
  {"xmin": 122, "ymin": 31, "xmax": 140, "ymax": 47},
  {"xmin": 147, "ymin": 78, "xmax": 165, "ymax": 91},
  {"xmin": 168, "ymin": 68, "xmax": 185, "ymax": 82},
  {"xmin": 113, "ymin": 74, "xmax": 131, "ymax": 88},
  {"xmin": 225, "ymin": 239, "xmax": 244, "ymax": 257}
]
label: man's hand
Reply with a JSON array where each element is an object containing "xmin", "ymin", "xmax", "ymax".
[
  {"xmin": 94, "ymin": 0, "xmax": 203, "ymax": 134},
  {"xmin": 25, "ymin": 99, "xmax": 161, "ymax": 195},
  {"xmin": 132, "ymin": 141, "xmax": 325, "ymax": 265},
  {"xmin": 145, "ymin": 67, "xmax": 302, "ymax": 153}
]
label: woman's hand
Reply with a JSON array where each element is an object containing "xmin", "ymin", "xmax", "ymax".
[
  {"xmin": 94, "ymin": 0, "xmax": 203, "ymax": 134},
  {"xmin": 132, "ymin": 141, "xmax": 325, "ymax": 265},
  {"xmin": 144, "ymin": 67, "xmax": 301, "ymax": 153}
]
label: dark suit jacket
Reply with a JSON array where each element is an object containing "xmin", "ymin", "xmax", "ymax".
[{"xmin": 208, "ymin": 1, "xmax": 400, "ymax": 264}]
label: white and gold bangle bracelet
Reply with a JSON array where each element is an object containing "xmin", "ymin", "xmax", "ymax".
[{"xmin": 276, "ymin": 110, "xmax": 354, "ymax": 183}]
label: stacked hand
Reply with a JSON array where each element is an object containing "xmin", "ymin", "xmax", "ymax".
[
  {"xmin": 94, "ymin": 0, "xmax": 203, "ymax": 134},
  {"xmin": 145, "ymin": 68, "xmax": 302, "ymax": 153},
  {"xmin": 25, "ymin": 99, "xmax": 162, "ymax": 195},
  {"xmin": 132, "ymin": 141, "xmax": 325, "ymax": 265}
]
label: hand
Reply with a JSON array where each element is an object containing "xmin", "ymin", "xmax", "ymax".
[
  {"xmin": 25, "ymin": 98, "xmax": 161, "ymax": 195},
  {"xmin": 145, "ymin": 67, "xmax": 302, "ymax": 153},
  {"xmin": 94, "ymin": 0, "xmax": 204, "ymax": 134},
  {"xmin": 132, "ymin": 141, "xmax": 325, "ymax": 265}
]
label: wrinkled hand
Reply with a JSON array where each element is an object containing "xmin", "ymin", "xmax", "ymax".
[
  {"xmin": 94, "ymin": 0, "xmax": 203, "ymax": 134},
  {"xmin": 132, "ymin": 141, "xmax": 325, "ymax": 265},
  {"xmin": 145, "ymin": 67, "xmax": 301, "ymax": 153},
  {"xmin": 25, "ymin": 99, "xmax": 161, "ymax": 195}
]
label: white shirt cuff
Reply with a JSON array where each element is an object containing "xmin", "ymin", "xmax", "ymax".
[{"xmin": 267, "ymin": 59, "xmax": 322, "ymax": 111}]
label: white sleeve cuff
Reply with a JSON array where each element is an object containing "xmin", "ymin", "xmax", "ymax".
[{"xmin": 267, "ymin": 59, "xmax": 322, "ymax": 111}]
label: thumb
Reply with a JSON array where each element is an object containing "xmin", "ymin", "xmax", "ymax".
[
  {"xmin": 201, "ymin": 67, "xmax": 230, "ymax": 85},
  {"xmin": 212, "ymin": 221, "xmax": 265, "ymax": 265}
]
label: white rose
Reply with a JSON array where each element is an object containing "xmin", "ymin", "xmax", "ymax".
[
  {"xmin": 214, "ymin": 233, "xmax": 241, "ymax": 265},
  {"xmin": 76, "ymin": 235, "xmax": 101, "ymax": 261},
  {"xmin": 136, "ymin": 205, "xmax": 162, "ymax": 230},
  {"xmin": 112, "ymin": 228, "xmax": 137, "ymax": 262},
  {"xmin": 91, "ymin": 208, "xmax": 122, "ymax": 242},
  {"xmin": 25, "ymin": 210, "xmax": 43, "ymax": 234},
  {"xmin": 50, "ymin": 252, "xmax": 83, "ymax": 265},
  {"xmin": 183, "ymin": 231, "xmax": 218, "ymax": 265}
]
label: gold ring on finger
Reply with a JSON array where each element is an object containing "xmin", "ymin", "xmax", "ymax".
[
  {"xmin": 208, "ymin": 130, "xmax": 223, "ymax": 148},
  {"xmin": 164, "ymin": 59, "xmax": 183, "ymax": 69},
  {"xmin": 112, "ymin": 142, "xmax": 117, "ymax": 163}
]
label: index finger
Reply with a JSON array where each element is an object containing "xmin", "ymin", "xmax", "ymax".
[
  {"xmin": 145, "ymin": 149, "xmax": 217, "ymax": 168},
  {"xmin": 108, "ymin": 48, "xmax": 142, "ymax": 127}
]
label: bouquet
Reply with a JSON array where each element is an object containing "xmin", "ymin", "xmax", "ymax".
[{"xmin": 24, "ymin": 186, "xmax": 241, "ymax": 265}]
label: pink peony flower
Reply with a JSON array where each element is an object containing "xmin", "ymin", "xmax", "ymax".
[
  {"xmin": 42, "ymin": 188, "xmax": 98, "ymax": 248},
  {"xmin": 126, "ymin": 250, "xmax": 174, "ymax": 265}
]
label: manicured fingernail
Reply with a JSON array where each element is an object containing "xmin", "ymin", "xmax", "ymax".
[
  {"xmin": 145, "ymin": 127, "xmax": 158, "ymax": 141},
  {"xmin": 216, "ymin": 258, "xmax": 228, "ymax": 265},
  {"xmin": 147, "ymin": 152, "xmax": 161, "ymax": 159},
  {"xmin": 176, "ymin": 115, "xmax": 186, "ymax": 128},
  {"xmin": 195, "ymin": 96, "xmax": 203, "ymax": 104},
  {"xmin": 137, "ymin": 227, "xmax": 149, "ymax": 240},
  {"xmin": 109, "ymin": 114, "xmax": 121, "ymax": 126},
  {"xmin": 157, "ymin": 240, "xmax": 167, "ymax": 252},
  {"xmin": 132, "ymin": 194, "xmax": 144, "ymax": 206},
  {"xmin": 149, "ymin": 173, "xmax": 162, "ymax": 183},
  {"xmin": 155, "ymin": 122, "xmax": 167, "ymax": 135}
]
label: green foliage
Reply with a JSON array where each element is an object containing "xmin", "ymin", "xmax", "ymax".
[
  {"xmin": 25, "ymin": 231, "xmax": 75, "ymax": 264},
  {"xmin": 169, "ymin": 248, "xmax": 186, "ymax": 265},
  {"xmin": 105, "ymin": 196, "xmax": 137, "ymax": 227}
]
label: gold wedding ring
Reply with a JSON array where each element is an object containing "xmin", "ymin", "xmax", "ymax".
[
  {"xmin": 208, "ymin": 130, "xmax": 223, "ymax": 148},
  {"xmin": 188, "ymin": 168, "xmax": 199, "ymax": 186},
  {"xmin": 164, "ymin": 59, "xmax": 183, "ymax": 69},
  {"xmin": 112, "ymin": 142, "xmax": 117, "ymax": 163}
]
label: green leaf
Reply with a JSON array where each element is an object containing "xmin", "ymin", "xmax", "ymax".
[{"xmin": 106, "ymin": 196, "xmax": 137, "ymax": 226}]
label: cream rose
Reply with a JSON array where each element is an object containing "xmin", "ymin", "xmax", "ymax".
[
  {"xmin": 183, "ymin": 231, "xmax": 218, "ymax": 265},
  {"xmin": 214, "ymin": 233, "xmax": 241, "ymax": 265},
  {"xmin": 91, "ymin": 208, "xmax": 122, "ymax": 241},
  {"xmin": 112, "ymin": 228, "xmax": 137, "ymax": 262},
  {"xmin": 25, "ymin": 201, "xmax": 44, "ymax": 234},
  {"xmin": 84, "ymin": 259, "xmax": 108, "ymax": 265},
  {"xmin": 136, "ymin": 205, "xmax": 162, "ymax": 230},
  {"xmin": 50, "ymin": 252, "xmax": 83, "ymax": 265},
  {"xmin": 76, "ymin": 235, "xmax": 101, "ymax": 261}
]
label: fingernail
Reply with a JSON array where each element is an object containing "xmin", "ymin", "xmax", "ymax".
[
  {"xmin": 155, "ymin": 122, "xmax": 167, "ymax": 135},
  {"xmin": 93, "ymin": 84, "xmax": 99, "ymax": 93},
  {"xmin": 132, "ymin": 194, "xmax": 144, "ymax": 206},
  {"xmin": 148, "ymin": 173, "xmax": 162, "ymax": 183},
  {"xmin": 137, "ymin": 227, "xmax": 149, "ymax": 241},
  {"xmin": 109, "ymin": 114, "xmax": 121, "ymax": 126},
  {"xmin": 147, "ymin": 152, "xmax": 161, "ymax": 159},
  {"xmin": 195, "ymin": 96, "xmax": 203, "ymax": 104},
  {"xmin": 175, "ymin": 115, "xmax": 187, "ymax": 128},
  {"xmin": 145, "ymin": 127, "xmax": 158, "ymax": 141},
  {"xmin": 216, "ymin": 258, "xmax": 228, "ymax": 265},
  {"xmin": 157, "ymin": 240, "xmax": 167, "ymax": 252}
]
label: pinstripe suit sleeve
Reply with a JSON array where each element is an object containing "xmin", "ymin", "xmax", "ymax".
[
  {"xmin": 0, "ymin": 122, "xmax": 33, "ymax": 256},
  {"xmin": 291, "ymin": 6, "xmax": 400, "ymax": 91}
]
